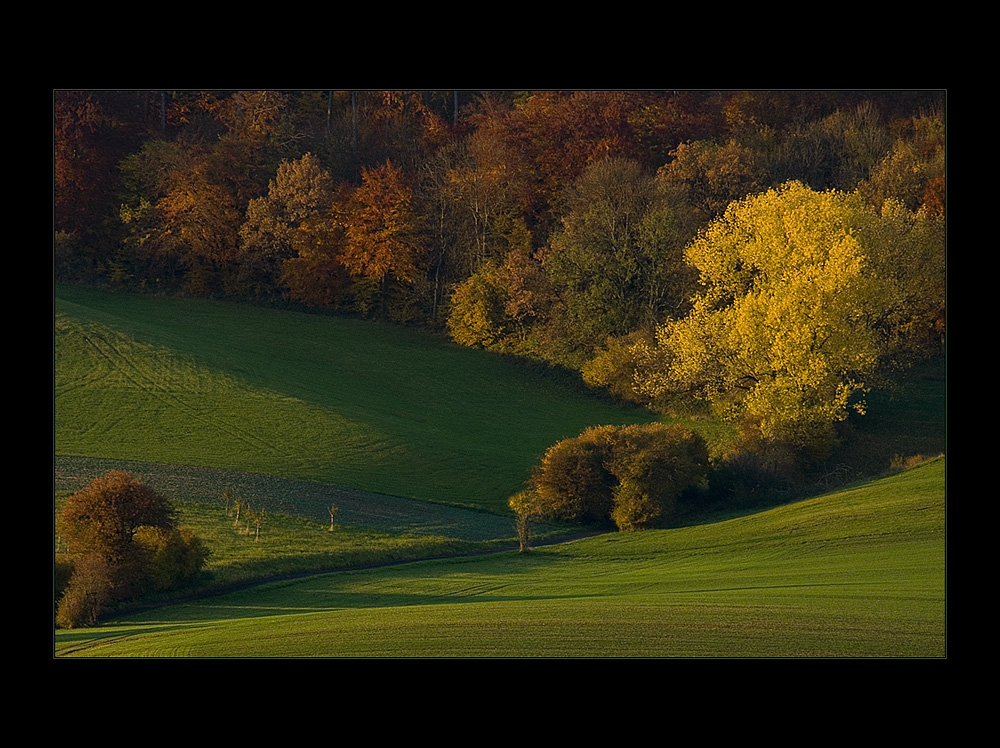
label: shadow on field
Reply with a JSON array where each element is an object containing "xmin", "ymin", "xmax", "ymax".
[{"xmin": 119, "ymin": 552, "xmax": 592, "ymax": 626}]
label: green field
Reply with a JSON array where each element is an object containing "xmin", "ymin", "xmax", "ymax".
[
  {"xmin": 55, "ymin": 457, "xmax": 946, "ymax": 658},
  {"xmin": 55, "ymin": 284, "xmax": 663, "ymax": 514},
  {"xmin": 54, "ymin": 285, "xmax": 946, "ymax": 657}
]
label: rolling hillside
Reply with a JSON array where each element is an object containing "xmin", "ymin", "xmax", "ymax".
[
  {"xmin": 53, "ymin": 286, "xmax": 945, "ymax": 657},
  {"xmin": 54, "ymin": 285, "xmax": 660, "ymax": 515},
  {"xmin": 55, "ymin": 456, "xmax": 946, "ymax": 658}
]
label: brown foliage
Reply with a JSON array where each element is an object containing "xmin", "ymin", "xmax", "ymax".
[
  {"xmin": 55, "ymin": 554, "xmax": 115, "ymax": 629},
  {"xmin": 56, "ymin": 471, "xmax": 207, "ymax": 628},
  {"xmin": 341, "ymin": 161, "xmax": 422, "ymax": 285},
  {"xmin": 280, "ymin": 216, "xmax": 352, "ymax": 309},
  {"xmin": 533, "ymin": 425, "xmax": 618, "ymax": 524},
  {"xmin": 522, "ymin": 423, "xmax": 709, "ymax": 532},
  {"xmin": 60, "ymin": 470, "xmax": 175, "ymax": 562}
]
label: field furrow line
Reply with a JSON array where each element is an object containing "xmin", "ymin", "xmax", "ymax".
[{"xmin": 79, "ymin": 327, "xmax": 299, "ymax": 459}]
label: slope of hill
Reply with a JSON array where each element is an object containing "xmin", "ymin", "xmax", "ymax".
[
  {"xmin": 54, "ymin": 285, "xmax": 658, "ymax": 514},
  {"xmin": 55, "ymin": 457, "xmax": 945, "ymax": 658}
]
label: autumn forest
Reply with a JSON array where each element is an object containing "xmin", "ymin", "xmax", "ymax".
[{"xmin": 54, "ymin": 89, "xmax": 946, "ymax": 471}]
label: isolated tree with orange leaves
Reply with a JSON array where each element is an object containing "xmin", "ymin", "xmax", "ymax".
[
  {"xmin": 60, "ymin": 470, "xmax": 176, "ymax": 563},
  {"xmin": 56, "ymin": 470, "xmax": 208, "ymax": 628}
]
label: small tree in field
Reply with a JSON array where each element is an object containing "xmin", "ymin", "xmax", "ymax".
[
  {"xmin": 222, "ymin": 486, "xmax": 235, "ymax": 516},
  {"xmin": 247, "ymin": 505, "xmax": 265, "ymax": 541},
  {"xmin": 60, "ymin": 470, "xmax": 175, "ymax": 560},
  {"xmin": 509, "ymin": 489, "xmax": 546, "ymax": 553}
]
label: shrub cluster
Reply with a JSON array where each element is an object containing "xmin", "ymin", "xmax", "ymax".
[
  {"xmin": 513, "ymin": 423, "xmax": 709, "ymax": 533},
  {"xmin": 55, "ymin": 470, "xmax": 209, "ymax": 628}
]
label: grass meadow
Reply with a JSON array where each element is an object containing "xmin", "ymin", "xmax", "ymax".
[
  {"xmin": 55, "ymin": 284, "xmax": 668, "ymax": 514},
  {"xmin": 55, "ymin": 457, "xmax": 945, "ymax": 658},
  {"xmin": 54, "ymin": 285, "xmax": 946, "ymax": 657}
]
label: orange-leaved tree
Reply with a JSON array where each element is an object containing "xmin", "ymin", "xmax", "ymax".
[
  {"xmin": 56, "ymin": 470, "xmax": 208, "ymax": 628},
  {"xmin": 340, "ymin": 160, "xmax": 424, "ymax": 316}
]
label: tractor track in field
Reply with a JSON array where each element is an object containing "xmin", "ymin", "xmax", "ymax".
[{"xmin": 76, "ymin": 329, "xmax": 300, "ymax": 461}]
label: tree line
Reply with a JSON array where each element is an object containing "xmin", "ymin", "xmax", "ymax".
[{"xmin": 54, "ymin": 89, "xmax": 946, "ymax": 470}]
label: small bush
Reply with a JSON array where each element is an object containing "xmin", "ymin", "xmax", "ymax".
[
  {"xmin": 607, "ymin": 423, "xmax": 710, "ymax": 531},
  {"xmin": 134, "ymin": 526, "xmax": 211, "ymax": 592},
  {"xmin": 532, "ymin": 425, "xmax": 618, "ymax": 525},
  {"xmin": 609, "ymin": 479, "xmax": 661, "ymax": 532},
  {"xmin": 890, "ymin": 453, "xmax": 934, "ymax": 472}
]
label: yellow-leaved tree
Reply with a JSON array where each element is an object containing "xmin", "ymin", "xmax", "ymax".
[{"xmin": 632, "ymin": 181, "xmax": 944, "ymax": 457}]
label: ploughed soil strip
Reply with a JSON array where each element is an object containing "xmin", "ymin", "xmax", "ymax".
[{"xmin": 54, "ymin": 455, "xmax": 537, "ymax": 543}]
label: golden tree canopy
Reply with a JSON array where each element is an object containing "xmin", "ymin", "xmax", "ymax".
[{"xmin": 633, "ymin": 181, "xmax": 944, "ymax": 453}]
